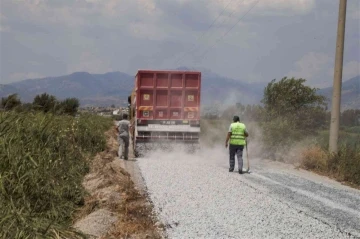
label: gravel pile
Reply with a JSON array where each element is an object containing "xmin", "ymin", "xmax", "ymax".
[{"xmin": 137, "ymin": 147, "xmax": 356, "ymax": 239}]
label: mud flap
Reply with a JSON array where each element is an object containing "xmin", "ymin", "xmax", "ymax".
[{"xmin": 134, "ymin": 142, "xmax": 200, "ymax": 158}]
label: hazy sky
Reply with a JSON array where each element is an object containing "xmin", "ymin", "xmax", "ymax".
[{"xmin": 0, "ymin": 0, "xmax": 359, "ymax": 87}]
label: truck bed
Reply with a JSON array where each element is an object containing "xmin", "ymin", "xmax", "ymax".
[
  {"xmin": 130, "ymin": 69, "xmax": 202, "ymax": 156},
  {"xmin": 134, "ymin": 70, "xmax": 201, "ymax": 121}
]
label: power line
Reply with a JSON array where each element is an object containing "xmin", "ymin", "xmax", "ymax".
[
  {"xmin": 173, "ymin": 0, "xmax": 238, "ymax": 66},
  {"xmin": 144, "ymin": 0, "xmax": 224, "ymax": 69},
  {"xmin": 173, "ymin": 0, "xmax": 236, "ymax": 65},
  {"xmin": 192, "ymin": 0, "xmax": 261, "ymax": 66}
]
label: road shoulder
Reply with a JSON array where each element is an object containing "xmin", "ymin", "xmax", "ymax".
[{"xmin": 72, "ymin": 128, "xmax": 164, "ymax": 239}]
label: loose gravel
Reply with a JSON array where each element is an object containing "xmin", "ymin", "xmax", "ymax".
[{"xmin": 136, "ymin": 146, "xmax": 359, "ymax": 239}]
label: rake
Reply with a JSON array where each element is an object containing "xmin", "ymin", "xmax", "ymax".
[{"xmin": 242, "ymin": 139, "xmax": 251, "ymax": 173}]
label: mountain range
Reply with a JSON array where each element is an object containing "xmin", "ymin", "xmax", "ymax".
[
  {"xmin": 318, "ymin": 75, "xmax": 360, "ymax": 110},
  {"xmin": 1, "ymin": 67, "xmax": 359, "ymax": 110}
]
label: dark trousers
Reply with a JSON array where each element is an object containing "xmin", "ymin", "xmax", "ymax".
[
  {"xmin": 229, "ymin": 144, "xmax": 244, "ymax": 171},
  {"xmin": 118, "ymin": 135, "xmax": 129, "ymax": 159}
]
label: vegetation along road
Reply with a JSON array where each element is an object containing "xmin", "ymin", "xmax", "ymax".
[{"xmin": 2, "ymin": 76, "xmax": 359, "ymax": 239}]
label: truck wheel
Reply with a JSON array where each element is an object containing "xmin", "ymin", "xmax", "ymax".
[{"xmin": 135, "ymin": 143, "xmax": 147, "ymax": 158}]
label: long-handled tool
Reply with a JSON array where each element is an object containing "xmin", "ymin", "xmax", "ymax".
[{"xmin": 243, "ymin": 139, "xmax": 251, "ymax": 173}]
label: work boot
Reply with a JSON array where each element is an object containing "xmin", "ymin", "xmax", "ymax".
[
  {"xmin": 238, "ymin": 170, "xmax": 243, "ymax": 174},
  {"xmin": 229, "ymin": 168, "xmax": 234, "ymax": 172}
]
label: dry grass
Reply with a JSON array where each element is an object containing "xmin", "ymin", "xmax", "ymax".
[
  {"xmin": 301, "ymin": 146, "xmax": 328, "ymax": 172},
  {"xmin": 104, "ymin": 178, "xmax": 163, "ymax": 239},
  {"xmin": 300, "ymin": 145, "xmax": 360, "ymax": 188},
  {"xmin": 74, "ymin": 126, "xmax": 163, "ymax": 239}
]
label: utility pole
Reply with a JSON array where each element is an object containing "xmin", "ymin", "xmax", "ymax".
[{"xmin": 329, "ymin": 0, "xmax": 347, "ymax": 153}]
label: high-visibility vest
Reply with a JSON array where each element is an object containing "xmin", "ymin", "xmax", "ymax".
[{"xmin": 230, "ymin": 122, "xmax": 246, "ymax": 145}]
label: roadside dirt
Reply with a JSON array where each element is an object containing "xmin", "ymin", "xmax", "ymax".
[{"xmin": 72, "ymin": 128, "xmax": 164, "ymax": 239}]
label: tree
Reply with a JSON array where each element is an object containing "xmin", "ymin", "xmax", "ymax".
[
  {"xmin": 261, "ymin": 77, "xmax": 327, "ymax": 130},
  {"xmin": 59, "ymin": 98, "xmax": 80, "ymax": 116},
  {"xmin": 14, "ymin": 103, "xmax": 34, "ymax": 113},
  {"xmin": 1, "ymin": 94, "xmax": 21, "ymax": 111},
  {"xmin": 341, "ymin": 109, "xmax": 360, "ymax": 127},
  {"xmin": 221, "ymin": 103, "xmax": 264, "ymax": 122},
  {"xmin": 33, "ymin": 93, "xmax": 58, "ymax": 113},
  {"xmin": 262, "ymin": 77, "xmax": 326, "ymax": 115}
]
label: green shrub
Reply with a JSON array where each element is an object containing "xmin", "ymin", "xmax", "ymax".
[
  {"xmin": 327, "ymin": 144, "xmax": 360, "ymax": 185},
  {"xmin": 342, "ymin": 126, "xmax": 360, "ymax": 134},
  {"xmin": 0, "ymin": 111, "xmax": 112, "ymax": 238},
  {"xmin": 316, "ymin": 130, "xmax": 360, "ymax": 150}
]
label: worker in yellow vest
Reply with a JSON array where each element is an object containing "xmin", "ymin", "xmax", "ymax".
[{"xmin": 225, "ymin": 115, "xmax": 249, "ymax": 174}]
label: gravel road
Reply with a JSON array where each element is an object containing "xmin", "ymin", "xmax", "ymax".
[{"xmin": 135, "ymin": 146, "xmax": 360, "ymax": 239}]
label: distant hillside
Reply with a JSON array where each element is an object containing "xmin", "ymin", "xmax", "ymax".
[
  {"xmin": 318, "ymin": 76, "xmax": 360, "ymax": 110},
  {"xmin": 0, "ymin": 84, "xmax": 20, "ymax": 96},
  {"xmin": 1, "ymin": 69, "xmax": 359, "ymax": 109},
  {"xmin": 0, "ymin": 84, "xmax": 32, "ymax": 102},
  {"xmin": 1, "ymin": 68, "xmax": 266, "ymax": 107},
  {"xmin": 4, "ymin": 72, "xmax": 134, "ymax": 106},
  {"xmin": 176, "ymin": 67, "xmax": 265, "ymax": 106}
]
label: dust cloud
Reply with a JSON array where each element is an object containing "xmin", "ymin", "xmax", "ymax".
[
  {"xmin": 197, "ymin": 89, "xmax": 312, "ymax": 165},
  {"xmin": 143, "ymin": 87, "xmax": 307, "ymax": 166},
  {"xmin": 140, "ymin": 121, "xmax": 265, "ymax": 171}
]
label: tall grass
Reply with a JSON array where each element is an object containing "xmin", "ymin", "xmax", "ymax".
[
  {"xmin": 301, "ymin": 130, "xmax": 360, "ymax": 187},
  {"xmin": 0, "ymin": 111, "xmax": 112, "ymax": 238}
]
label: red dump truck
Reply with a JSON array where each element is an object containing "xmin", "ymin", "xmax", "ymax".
[{"xmin": 128, "ymin": 69, "xmax": 201, "ymax": 157}]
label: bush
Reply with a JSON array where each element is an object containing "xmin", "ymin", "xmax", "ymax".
[
  {"xmin": 316, "ymin": 130, "xmax": 360, "ymax": 150},
  {"xmin": 301, "ymin": 143, "xmax": 360, "ymax": 186},
  {"xmin": 342, "ymin": 126, "xmax": 360, "ymax": 134},
  {"xmin": 327, "ymin": 145, "xmax": 360, "ymax": 185},
  {"xmin": 33, "ymin": 93, "xmax": 58, "ymax": 113},
  {"xmin": 0, "ymin": 111, "xmax": 112, "ymax": 238},
  {"xmin": 1, "ymin": 93, "xmax": 21, "ymax": 110},
  {"xmin": 301, "ymin": 146, "xmax": 328, "ymax": 172},
  {"xmin": 58, "ymin": 98, "xmax": 80, "ymax": 116}
]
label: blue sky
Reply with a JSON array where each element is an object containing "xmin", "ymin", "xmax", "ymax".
[{"xmin": 0, "ymin": 0, "xmax": 359, "ymax": 87}]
